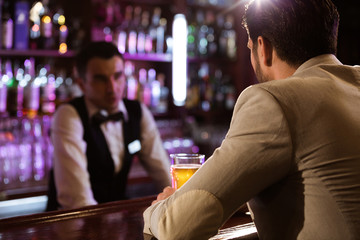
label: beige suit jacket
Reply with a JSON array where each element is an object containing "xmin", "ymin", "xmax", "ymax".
[{"xmin": 143, "ymin": 54, "xmax": 360, "ymax": 240}]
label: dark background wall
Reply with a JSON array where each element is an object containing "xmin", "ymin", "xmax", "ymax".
[{"xmin": 332, "ymin": 1, "xmax": 360, "ymax": 65}]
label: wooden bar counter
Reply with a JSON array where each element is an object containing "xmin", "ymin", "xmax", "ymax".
[{"xmin": 0, "ymin": 195, "xmax": 258, "ymax": 240}]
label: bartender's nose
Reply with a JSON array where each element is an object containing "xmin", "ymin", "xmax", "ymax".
[{"xmin": 107, "ymin": 77, "xmax": 116, "ymax": 92}]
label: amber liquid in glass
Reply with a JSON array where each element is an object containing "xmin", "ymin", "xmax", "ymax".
[{"xmin": 171, "ymin": 164, "xmax": 201, "ymax": 189}]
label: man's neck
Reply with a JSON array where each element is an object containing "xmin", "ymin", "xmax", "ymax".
[{"xmin": 270, "ymin": 53, "xmax": 298, "ymax": 81}]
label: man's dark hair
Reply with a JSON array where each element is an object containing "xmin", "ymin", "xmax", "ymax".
[
  {"xmin": 75, "ymin": 41, "xmax": 123, "ymax": 79},
  {"xmin": 242, "ymin": 0, "xmax": 339, "ymax": 67}
]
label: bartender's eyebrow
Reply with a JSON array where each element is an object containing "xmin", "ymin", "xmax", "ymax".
[
  {"xmin": 113, "ymin": 71, "xmax": 124, "ymax": 79},
  {"xmin": 93, "ymin": 74, "xmax": 108, "ymax": 82}
]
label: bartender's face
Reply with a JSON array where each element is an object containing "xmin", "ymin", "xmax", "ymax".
[{"xmin": 79, "ymin": 56, "xmax": 126, "ymax": 113}]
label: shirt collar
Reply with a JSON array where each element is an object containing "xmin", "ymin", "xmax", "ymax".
[{"xmin": 84, "ymin": 98, "xmax": 129, "ymax": 122}]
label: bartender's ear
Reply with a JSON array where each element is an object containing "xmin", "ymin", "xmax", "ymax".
[
  {"xmin": 73, "ymin": 66, "xmax": 86, "ymax": 92},
  {"xmin": 257, "ymin": 36, "xmax": 273, "ymax": 67}
]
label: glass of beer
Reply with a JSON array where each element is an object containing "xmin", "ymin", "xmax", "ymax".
[{"xmin": 170, "ymin": 153, "xmax": 205, "ymax": 189}]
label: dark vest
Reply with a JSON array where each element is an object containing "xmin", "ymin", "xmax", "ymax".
[{"xmin": 46, "ymin": 97, "xmax": 141, "ymax": 211}]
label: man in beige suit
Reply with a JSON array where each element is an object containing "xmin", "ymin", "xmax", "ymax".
[{"xmin": 143, "ymin": 0, "xmax": 360, "ymax": 239}]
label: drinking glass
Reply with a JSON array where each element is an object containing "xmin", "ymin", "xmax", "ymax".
[{"xmin": 170, "ymin": 153, "xmax": 205, "ymax": 189}]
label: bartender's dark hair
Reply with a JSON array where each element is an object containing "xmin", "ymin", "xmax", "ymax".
[
  {"xmin": 75, "ymin": 41, "xmax": 123, "ymax": 80},
  {"xmin": 242, "ymin": 0, "xmax": 339, "ymax": 67}
]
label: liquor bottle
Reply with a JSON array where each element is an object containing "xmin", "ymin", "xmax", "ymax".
[
  {"xmin": 40, "ymin": 71, "xmax": 56, "ymax": 115},
  {"xmin": 31, "ymin": 117, "xmax": 46, "ymax": 182},
  {"xmin": 39, "ymin": 0, "xmax": 54, "ymax": 49},
  {"xmin": 68, "ymin": 17, "xmax": 84, "ymax": 50},
  {"xmin": 222, "ymin": 14, "xmax": 236, "ymax": 59},
  {"xmin": 29, "ymin": 1, "xmax": 41, "ymax": 50},
  {"xmin": 144, "ymin": 12, "xmax": 153, "ymax": 54},
  {"xmin": 104, "ymin": 0, "xmax": 115, "ymax": 25},
  {"xmin": 14, "ymin": 0, "xmax": 29, "ymax": 50},
  {"xmin": 156, "ymin": 73, "xmax": 169, "ymax": 113},
  {"xmin": 54, "ymin": 70, "xmax": 68, "ymax": 107},
  {"xmin": 138, "ymin": 68, "xmax": 151, "ymax": 106},
  {"xmin": 137, "ymin": 10, "xmax": 150, "ymax": 54},
  {"xmin": 187, "ymin": 10, "xmax": 197, "ymax": 58},
  {"xmin": 224, "ymin": 83, "xmax": 236, "ymax": 110},
  {"xmin": 23, "ymin": 58, "xmax": 40, "ymax": 118},
  {"xmin": 1, "ymin": 0, "xmax": 14, "ymax": 49},
  {"xmin": 114, "ymin": 5, "xmax": 131, "ymax": 54},
  {"xmin": 217, "ymin": 14, "xmax": 226, "ymax": 57},
  {"xmin": 127, "ymin": 6, "xmax": 141, "ymax": 54},
  {"xmin": 5, "ymin": 59, "xmax": 23, "ymax": 117},
  {"xmin": 156, "ymin": 18, "xmax": 166, "ymax": 54},
  {"xmin": 58, "ymin": 24, "xmax": 68, "ymax": 53},
  {"xmin": 196, "ymin": 10, "xmax": 207, "ymax": 56},
  {"xmin": 198, "ymin": 63, "xmax": 211, "ymax": 111},
  {"xmin": 112, "ymin": 1, "xmax": 122, "ymax": 24},
  {"xmin": 205, "ymin": 10, "xmax": 217, "ymax": 57},
  {"xmin": 148, "ymin": 68, "xmax": 159, "ymax": 109},
  {"xmin": 0, "ymin": 59, "xmax": 8, "ymax": 117},
  {"xmin": 186, "ymin": 65, "xmax": 200, "ymax": 110},
  {"xmin": 148, "ymin": 68, "xmax": 166, "ymax": 112},
  {"xmin": 14, "ymin": 61, "xmax": 25, "ymax": 117},
  {"xmin": 52, "ymin": 5, "xmax": 68, "ymax": 53},
  {"xmin": 213, "ymin": 69, "xmax": 225, "ymax": 109},
  {"xmin": 148, "ymin": 7, "xmax": 161, "ymax": 53},
  {"xmin": 124, "ymin": 61, "xmax": 138, "ymax": 100}
]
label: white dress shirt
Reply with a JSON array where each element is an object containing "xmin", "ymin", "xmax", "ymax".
[{"xmin": 51, "ymin": 98, "xmax": 171, "ymax": 209}]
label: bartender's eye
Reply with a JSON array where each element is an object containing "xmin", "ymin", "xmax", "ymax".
[
  {"xmin": 93, "ymin": 75, "xmax": 107, "ymax": 83},
  {"xmin": 113, "ymin": 71, "xmax": 124, "ymax": 81}
]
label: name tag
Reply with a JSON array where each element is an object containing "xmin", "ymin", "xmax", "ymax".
[{"xmin": 128, "ymin": 140, "xmax": 141, "ymax": 154}]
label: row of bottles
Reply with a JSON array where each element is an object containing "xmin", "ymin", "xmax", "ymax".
[
  {"xmin": 186, "ymin": 62, "xmax": 236, "ymax": 112},
  {"xmin": 0, "ymin": 116, "xmax": 200, "ymax": 191},
  {"xmin": 124, "ymin": 61, "xmax": 169, "ymax": 114},
  {"xmin": 187, "ymin": 9, "xmax": 237, "ymax": 59},
  {"xmin": 0, "ymin": 0, "xmax": 79, "ymax": 52},
  {"xmin": 92, "ymin": 4, "xmax": 171, "ymax": 55},
  {"xmin": 0, "ymin": 58, "xmax": 171, "ymax": 118},
  {"xmin": 0, "ymin": 115, "xmax": 53, "ymax": 190},
  {"xmin": 0, "ymin": 58, "xmax": 80, "ymax": 118}
]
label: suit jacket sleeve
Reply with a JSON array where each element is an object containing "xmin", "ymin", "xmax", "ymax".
[{"xmin": 143, "ymin": 86, "xmax": 293, "ymax": 239}]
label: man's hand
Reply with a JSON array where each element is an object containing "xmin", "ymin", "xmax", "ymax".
[{"xmin": 152, "ymin": 186, "xmax": 176, "ymax": 205}]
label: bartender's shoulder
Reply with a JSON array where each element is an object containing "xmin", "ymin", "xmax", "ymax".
[{"xmin": 53, "ymin": 102, "xmax": 79, "ymax": 120}]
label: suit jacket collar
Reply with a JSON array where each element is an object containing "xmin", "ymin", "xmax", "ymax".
[{"xmin": 294, "ymin": 54, "xmax": 342, "ymax": 76}]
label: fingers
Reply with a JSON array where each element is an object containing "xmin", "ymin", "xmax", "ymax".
[
  {"xmin": 151, "ymin": 186, "xmax": 176, "ymax": 205},
  {"xmin": 163, "ymin": 186, "xmax": 176, "ymax": 195}
]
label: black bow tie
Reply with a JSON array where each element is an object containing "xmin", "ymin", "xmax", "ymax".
[{"xmin": 91, "ymin": 111, "xmax": 124, "ymax": 125}]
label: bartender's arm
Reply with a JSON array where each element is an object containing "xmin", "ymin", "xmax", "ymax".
[
  {"xmin": 51, "ymin": 104, "xmax": 97, "ymax": 209},
  {"xmin": 138, "ymin": 103, "xmax": 171, "ymax": 190},
  {"xmin": 143, "ymin": 86, "xmax": 292, "ymax": 239}
]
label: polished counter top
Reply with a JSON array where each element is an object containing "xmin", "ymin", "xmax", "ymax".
[{"xmin": 0, "ymin": 195, "xmax": 258, "ymax": 240}]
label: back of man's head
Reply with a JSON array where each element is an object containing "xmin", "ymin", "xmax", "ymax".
[
  {"xmin": 75, "ymin": 41, "xmax": 123, "ymax": 80},
  {"xmin": 242, "ymin": 0, "xmax": 339, "ymax": 67}
]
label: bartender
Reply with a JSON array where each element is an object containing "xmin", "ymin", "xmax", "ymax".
[{"xmin": 46, "ymin": 41, "xmax": 171, "ymax": 210}]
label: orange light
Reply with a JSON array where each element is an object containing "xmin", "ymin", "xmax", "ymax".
[
  {"xmin": 59, "ymin": 43, "xmax": 68, "ymax": 54},
  {"xmin": 42, "ymin": 15, "xmax": 51, "ymax": 24},
  {"xmin": 32, "ymin": 24, "xmax": 40, "ymax": 32},
  {"xmin": 60, "ymin": 25, "xmax": 68, "ymax": 32}
]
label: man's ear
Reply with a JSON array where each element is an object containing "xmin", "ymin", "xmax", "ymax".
[{"xmin": 257, "ymin": 36, "xmax": 273, "ymax": 67}]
